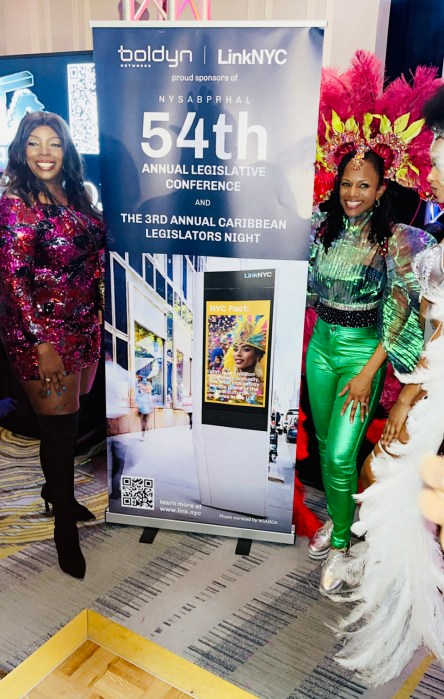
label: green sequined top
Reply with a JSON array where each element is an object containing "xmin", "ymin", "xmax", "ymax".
[{"xmin": 308, "ymin": 211, "xmax": 435, "ymax": 373}]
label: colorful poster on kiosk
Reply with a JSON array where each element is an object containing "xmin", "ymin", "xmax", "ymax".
[
  {"xmin": 93, "ymin": 21, "xmax": 325, "ymax": 543},
  {"xmin": 204, "ymin": 299, "xmax": 271, "ymax": 409}
]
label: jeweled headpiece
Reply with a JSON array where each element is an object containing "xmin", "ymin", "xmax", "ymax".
[
  {"xmin": 314, "ymin": 50, "xmax": 443, "ymax": 204},
  {"xmin": 234, "ymin": 315, "xmax": 267, "ymax": 354}
]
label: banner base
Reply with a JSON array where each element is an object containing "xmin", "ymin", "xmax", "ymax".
[{"xmin": 105, "ymin": 509, "xmax": 296, "ymax": 544}]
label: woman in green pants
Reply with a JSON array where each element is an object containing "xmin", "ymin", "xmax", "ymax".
[{"xmin": 306, "ymin": 148, "xmax": 434, "ymax": 594}]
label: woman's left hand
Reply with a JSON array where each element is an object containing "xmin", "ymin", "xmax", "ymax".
[{"xmin": 339, "ymin": 372, "xmax": 373, "ymax": 423}]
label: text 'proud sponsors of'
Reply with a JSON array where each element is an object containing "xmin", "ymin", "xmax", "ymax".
[
  {"xmin": 117, "ymin": 40, "xmax": 289, "ymax": 159},
  {"xmin": 116, "ymin": 38, "xmax": 292, "ymax": 248}
]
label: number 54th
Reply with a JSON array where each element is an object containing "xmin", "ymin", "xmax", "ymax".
[{"xmin": 141, "ymin": 111, "xmax": 268, "ymax": 160}]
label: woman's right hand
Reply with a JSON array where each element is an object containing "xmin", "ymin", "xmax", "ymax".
[
  {"xmin": 380, "ymin": 399, "xmax": 410, "ymax": 446},
  {"xmin": 381, "ymin": 384, "xmax": 427, "ymax": 446},
  {"xmin": 36, "ymin": 342, "xmax": 66, "ymax": 394}
]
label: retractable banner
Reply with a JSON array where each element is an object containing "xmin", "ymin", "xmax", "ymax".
[{"xmin": 93, "ymin": 21, "xmax": 324, "ymax": 543}]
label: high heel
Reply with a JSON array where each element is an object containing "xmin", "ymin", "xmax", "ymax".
[
  {"xmin": 42, "ymin": 489, "xmax": 51, "ymax": 515},
  {"xmin": 54, "ymin": 517, "xmax": 86, "ymax": 579},
  {"xmin": 41, "ymin": 483, "xmax": 95, "ymax": 522}
]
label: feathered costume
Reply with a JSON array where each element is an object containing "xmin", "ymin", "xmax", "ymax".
[
  {"xmin": 306, "ymin": 50, "xmax": 441, "ymax": 557},
  {"xmin": 309, "ymin": 51, "xmax": 444, "ymax": 670},
  {"xmin": 332, "ymin": 243, "xmax": 444, "ymax": 685}
]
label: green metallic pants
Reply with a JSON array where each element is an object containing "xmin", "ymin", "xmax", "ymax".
[{"xmin": 306, "ymin": 318, "xmax": 386, "ymax": 549}]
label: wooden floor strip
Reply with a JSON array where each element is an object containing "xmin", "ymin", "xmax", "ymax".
[
  {"xmin": 0, "ymin": 609, "xmax": 258, "ymax": 698},
  {"xmin": 392, "ymin": 653, "xmax": 435, "ymax": 699},
  {"xmin": 26, "ymin": 641, "xmax": 194, "ymax": 699}
]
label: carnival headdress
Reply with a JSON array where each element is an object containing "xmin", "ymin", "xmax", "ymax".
[
  {"xmin": 222, "ymin": 314, "xmax": 267, "ymax": 379},
  {"xmin": 314, "ymin": 50, "xmax": 443, "ymax": 205},
  {"xmin": 233, "ymin": 315, "xmax": 268, "ymax": 354}
]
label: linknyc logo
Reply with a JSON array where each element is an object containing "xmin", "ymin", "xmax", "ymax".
[{"xmin": 118, "ymin": 45, "xmax": 193, "ymax": 69}]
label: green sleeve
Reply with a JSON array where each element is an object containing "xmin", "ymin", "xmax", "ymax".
[
  {"xmin": 377, "ymin": 224, "xmax": 436, "ymax": 373},
  {"xmin": 307, "ymin": 209, "xmax": 326, "ymax": 305}
]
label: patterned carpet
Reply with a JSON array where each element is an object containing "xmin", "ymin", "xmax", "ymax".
[{"xmin": 0, "ymin": 427, "xmax": 442, "ymax": 699}]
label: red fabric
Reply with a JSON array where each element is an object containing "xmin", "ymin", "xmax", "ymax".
[
  {"xmin": 380, "ymin": 362, "xmax": 402, "ymax": 412},
  {"xmin": 365, "ymin": 417, "xmax": 386, "ymax": 445},
  {"xmin": 292, "ymin": 471, "xmax": 322, "ymax": 537},
  {"xmin": 293, "ymin": 311, "xmax": 322, "ymax": 537},
  {"xmin": 301, "ymin": 308, "xmax": 317, "ymax": 374},
  {"xmin": 296, "ymin": 405, "xmax": 309, "ymax": 461}
]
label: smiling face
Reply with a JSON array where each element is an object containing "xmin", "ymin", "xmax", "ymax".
[
  {"xmin": 339, "ymin": 159, "xmax": 386, "ymax": 218},
  {"xmin": 427, "ymin": 138, "xmax": 444, "ymax": 204},
  {"xmin": 25, "ymin": 125, "xmax": 64, "ymax": 188},
  {"xmin": 233, "ymin": 343, "xmax": 258, "ymax": 372}
]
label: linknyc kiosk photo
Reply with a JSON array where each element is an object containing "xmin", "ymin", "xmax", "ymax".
[{"xmin": 192, "ymin": 268, "xmax": 276, "ymax": 518}]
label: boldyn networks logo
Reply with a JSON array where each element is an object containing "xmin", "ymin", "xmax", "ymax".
[
  {"xmin": 117, "ymin": 45, "xmax": 193, "ymax": 68},
  {"xmin": 218, "ymin": 48, "xmax": 287, "ymax": 65}
]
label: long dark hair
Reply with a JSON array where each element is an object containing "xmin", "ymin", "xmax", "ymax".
[
  {"xmin": 320, "ymin": 150, "xmax": 397, "ymax": 252},
  {"xmin": 423, "ymin": 84, "xmax": 444, "ymax": 133},
  {"xmin": 2, "ymin": 111, "xmax": 100, "ymax": 218}
]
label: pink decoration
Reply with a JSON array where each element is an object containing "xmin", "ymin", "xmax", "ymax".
[{"xmin": 315, "ymin": 50, "xmax": 444, "ymax": 205}]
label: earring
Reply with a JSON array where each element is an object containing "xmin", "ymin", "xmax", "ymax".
[{"xmin": 375, "ymin": 198, "xmax": 380, "ymax": 208}]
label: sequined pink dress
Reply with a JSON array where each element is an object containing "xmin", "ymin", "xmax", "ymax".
[{"xmin": 0, "ymin": 197, "xmax": 105, "ymax": 380}]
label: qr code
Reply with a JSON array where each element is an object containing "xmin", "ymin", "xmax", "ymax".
[{"xmin": 121, "ymin": 477, "xmax": 154, "ymax": 509}]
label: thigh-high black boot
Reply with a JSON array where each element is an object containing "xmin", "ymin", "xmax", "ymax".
[
  {"xmin": 40, "ymin": 394, "xmax": 95, "ymax": 521},
  {"xmin": 37, "ymin": 411, "xmax": 86, "ymax": 579}
]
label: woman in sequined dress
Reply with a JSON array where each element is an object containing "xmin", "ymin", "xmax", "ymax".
[
  {"xmin": 0, "ymin": 111, "xmax": 105, "ymax": 579},
  {"xmin": 305, "ymin": 149, "xmax": 434, "ymax": 595}
]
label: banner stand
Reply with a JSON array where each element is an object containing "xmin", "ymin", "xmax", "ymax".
[
  {"xmin": 94, "ymin": 20, "xmax": 325, "ymax": 546},
  {"xmin": 106, "ymin": 511, "xmax": 296, "ymax": 544},
  {"xmin": 139, "ymin": 530, "xmax": 254, "ymax": 556},
  {"xmin": 139, "ymin": 526, "xmax": 159, "ymax": 544}
]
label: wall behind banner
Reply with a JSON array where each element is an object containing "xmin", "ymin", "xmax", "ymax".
[
  {"xmin": 385, "ymin": 0, "xmax": 444, "ymax": 81},
  {"xmin": 0, "ymin": 0, "xmax": 391, "ymax": 73}
]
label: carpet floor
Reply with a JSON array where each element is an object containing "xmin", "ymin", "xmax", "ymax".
[{"xmin": 0, "ymin": 428, "xmax": 442, "ymax": 699}]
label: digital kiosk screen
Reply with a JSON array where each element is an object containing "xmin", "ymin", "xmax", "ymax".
[
  {"xmin": 205, "ymin": 299, "xmax": 271, "ymax": 409},
  {"xmin": 202, "ymin": 269, "xmax": 275, "ymax": 431}
]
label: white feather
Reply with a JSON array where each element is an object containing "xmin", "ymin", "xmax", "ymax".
[{"xmin": 329, "ymin": 285, "xmax": 444, "ymax": 686}]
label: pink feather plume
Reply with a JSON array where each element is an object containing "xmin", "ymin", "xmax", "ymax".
[
  {"xmin": 315, "ymin": 50, "xmax": 444, "ymax": 204},
  {"xmin": 346, "ymin": 50, "xmax": 385, "ymax": 121}
]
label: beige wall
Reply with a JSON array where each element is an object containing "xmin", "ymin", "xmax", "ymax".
[
  {"xmin": 0, "ymin": 0, "xmax": 390, "ymax": 70},
  {"xmin": 0, "ymin": 0, "xmax": 119, "ymax": 55}
]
